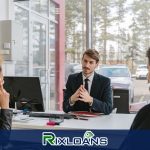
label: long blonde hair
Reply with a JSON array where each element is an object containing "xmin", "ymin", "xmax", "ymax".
[
  {"xmin": 0, "ymin": 55, "xmax": 3, "ymax": 73},
  {"xmin": 0, "ymin": 54, "xmax": 3, "ymax": 64}
]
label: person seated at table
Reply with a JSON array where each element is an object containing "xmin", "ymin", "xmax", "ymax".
[
  {"xmin": 0, "ymin": 55, "xmax": 12, "ymax": 130},
  {"xmin": 63, "ymin": 49, "xmax": 112, "ymax": 114},
  {"xmin": 130, "ymin": 47, "xmax": 150, "ymax": 129}
]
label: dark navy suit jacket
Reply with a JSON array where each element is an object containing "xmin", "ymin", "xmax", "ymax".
[
  {"xmin": 63, "ymin": 72, "xmax": 112, "ymax": 114},
  {"xmin": 120, "ymin": 104, "xmax": 150, "ymax": 150},
  {"xmin": 130, "ymin": 103, "xmax": 150, "ymax": 129}
]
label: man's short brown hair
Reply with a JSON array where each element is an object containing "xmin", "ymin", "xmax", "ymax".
[
  {"xmin": 82, "ymin": 49, "xmax": 100, "ymax": 63},
  {"xmin": 146, "ymin": 47, "xmax": 150, "ymax": 65}
]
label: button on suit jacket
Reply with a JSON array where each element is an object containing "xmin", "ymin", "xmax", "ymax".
[{"xmin": 63, "ymin": 72, "xmax": 112, "ymax": 115}]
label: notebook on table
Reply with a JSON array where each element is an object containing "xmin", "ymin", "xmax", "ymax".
[{"xmin": 69, "ymin": 111, "xmax": 102, "ymax": 117}]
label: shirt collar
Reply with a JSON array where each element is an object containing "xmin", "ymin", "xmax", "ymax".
[{"xmin": 82, "ymin": 72, "xmax": 95, "ymax": 82}]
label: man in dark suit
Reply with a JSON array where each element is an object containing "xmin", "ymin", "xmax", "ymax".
[{"xmin": 63, "ymin": 49, "xmax": 112, "ymax": 114}]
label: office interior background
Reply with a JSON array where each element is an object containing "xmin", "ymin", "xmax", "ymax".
[{"xmin": 0, "ymin": 0, "xmax": 150, "ymax": 112}]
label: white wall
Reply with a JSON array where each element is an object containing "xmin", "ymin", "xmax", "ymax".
[{"xmin": 0, "ymin": 0, "xmax": 15, "ymax": 75}]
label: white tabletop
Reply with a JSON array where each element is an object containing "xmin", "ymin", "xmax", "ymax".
[{"xmin": 12, "ymin": 113, "xmax": 136, "ymax": 130}]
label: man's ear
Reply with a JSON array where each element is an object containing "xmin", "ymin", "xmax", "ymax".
[{"xmin": 96, "ymin": 61, "xmax": 99, "ymax": 67}]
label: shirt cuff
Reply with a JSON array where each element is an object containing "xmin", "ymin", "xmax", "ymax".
[
  {"xmin": 0, "ymin": 109, "xmax": 13, "ymax": 130},
  {"xmin": 69, "ymin": 97, "xmax": 75, "ymax": 106},
  {"xmin": 1, "ymin": 109, "xmax": 13, "ymax": 118},
  {"xmin": 89, "ymin": 97, "xmax": 93, "ymax": 106}
]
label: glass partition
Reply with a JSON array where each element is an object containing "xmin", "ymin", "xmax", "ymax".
[
  {"xmin": 14, "ymin": 5, "xmax": 29, "ymax": 76},
  {"xmin": 31, "ymin": 0, "xmax": 49, "ymax": 17}
]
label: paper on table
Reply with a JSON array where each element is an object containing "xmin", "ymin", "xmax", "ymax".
[
  {"xmin": 13, "ymin": 115, "xmax": 33, "ymax": 122},
  {"xmin": 129, "ymin": 101, "xmax": 147, "ymax": 112}
]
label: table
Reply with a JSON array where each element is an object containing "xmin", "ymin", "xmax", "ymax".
[
  {"xmin": 11, "ymin": 113, "xmax": 136, "ymax": 150},
  {"xmin": 12, "ymin": 113, "xmax": 136, "ymax": 129}
]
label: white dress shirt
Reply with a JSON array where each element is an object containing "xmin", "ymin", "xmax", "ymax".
[{"xmin": 82, "ymin": 72, "xmax": 94, "ymax": 93}]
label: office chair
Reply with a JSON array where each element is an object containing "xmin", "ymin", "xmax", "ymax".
[{"xmin": 113, "ymin": 89, "xmax": 129, "ymax": 113}]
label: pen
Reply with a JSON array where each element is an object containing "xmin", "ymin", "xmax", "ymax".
[{"xmin": 74, "ymin": 117, "xmax": 88, "ymax": 121}]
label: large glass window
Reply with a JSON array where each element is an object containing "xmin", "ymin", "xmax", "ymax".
[
  {"xmin": 49, "ymin": 1, "xmax": 59, "ymax": 22},
  {"xmin": 31, "ymin": 0, "xmax": 49, "ymax": 17},
  {"xmin": 64, "ymin": 0, "xmax": 86, "ymax": 84},
  {"xmin": 32, "ymin": 20, "xmax": 47, "ymax": 106},
  {"xmin": 92, "ymin": 0, "xmax": 131, "ymax": 65},
  {"xmin": 49, "ymin": 1, "xmax": 59, "ymax": 110},
  {"xmin": 13, "ymin": 0, "xmax": 62, "ymax": 111},
  {"xmin": 65, "ymin": 0, "xmax": 150, "ymax": 105},
  {"xmin": 49, "ymin": 21, "xmax": 56, "ymax": 50},
  {"xmin": 32, "ymin": 21, "xmax": 46, "ymax": 68},
  {"xmin": 14, "ymin": 0, "xmax": 29, "ymax": 7},
  {"xmin": 14, "ymin": 5, "xmax": 29, "ymax": 76},
  {"xmin": 49, "ymin": 21, "xmax": 56, "ymax": 110}
]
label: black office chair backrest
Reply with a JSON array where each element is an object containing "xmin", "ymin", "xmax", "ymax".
[{"xmin": 113, "ymin": 89, "xmax": 129, "ymax": 113}]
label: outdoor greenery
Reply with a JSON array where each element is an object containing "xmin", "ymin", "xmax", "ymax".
[{"xmin": 65, "ymin": 0, "xmax": 150, "ymax": 69}]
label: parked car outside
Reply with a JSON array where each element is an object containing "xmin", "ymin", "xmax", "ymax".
[
  {"xmin": 99, "ymin": 64, "xmax": 134, "ymax": 103},
  {"xmin": 65, "ymin": 63, "xmax": 79, "ymax": 82},
  {"xmin": 135, "ymin": 64, "xmax": 148, "ymax": 79}
]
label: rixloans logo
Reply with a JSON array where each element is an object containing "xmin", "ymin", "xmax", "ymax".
[{"xmin": 42, "ymin": 131, "xmax": 108, "ymax": 146}]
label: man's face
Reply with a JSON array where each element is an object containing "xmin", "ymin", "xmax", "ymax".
[{"xmin": 82, "ymin": 54, "xmax": 98, "ymax": 76}]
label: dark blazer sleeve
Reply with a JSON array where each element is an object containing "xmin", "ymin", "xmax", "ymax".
[
  {"xmin": 0, "ymin": 109, "xmax": 13, "ymax": 130},
  {"xmin": 130, "ymin": 104, "xmax": 150, "ymax": 129},
  {"xmin": 63, "ymin": 75, "xmax": 74, "ymax": 113},
  {"xmin": 91, "ymin": 76, "xmax": 112, "ymax": 115}
]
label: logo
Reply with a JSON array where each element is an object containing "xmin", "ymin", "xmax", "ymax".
[{"xmin": 42, "ymin": 131, "xmax": 108, "ymax": 146}]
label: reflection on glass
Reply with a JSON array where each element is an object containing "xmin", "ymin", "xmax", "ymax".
[
  {"xmin": 14, "ymin": 1, "xmax": 29, "ymax": 7},
  {"xmin": 49, "ymin": 21, "xmax": 56, "ymax": 49},
  {"xmin": 49, "ymin": 1, "xmax": 59, "ymax": 21},
  {"xmin": 32, "ymin": 21, "xmax": 46, "ymax": 68},
  {"xmin": 49, "ymin": 1, "xmax": 59, "ymax": 110},
  {"xmin": 32, "ymin": 21, "xmax": 46, "ymax": 102},
  {"xmin": 49, "ymin": 52, "xmax": 55, "ymax": 105},
  {"xmin": 49, "ymin": 21, "xmax": 57, "ymax": 109},
  {"xmin": 14, "ymin": 6, "xmax": 29, "ymax": 76},
  {"xmin": 31, "ymin": 0, "xmax": 48, "ymax": 17}
]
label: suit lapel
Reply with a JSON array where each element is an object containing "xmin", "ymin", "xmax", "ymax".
[
  {"xmin": 75, "ymin": 72, "xmax": 83, "ymax": 89},
  {"xmin": 90, "ymin": 72, "xmax": 99, "ymax": 97}
]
